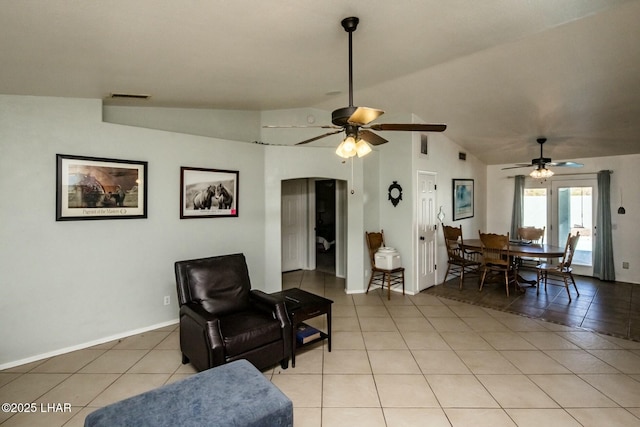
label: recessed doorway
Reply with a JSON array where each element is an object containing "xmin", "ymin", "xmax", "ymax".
[
  {"xmin": 315, "ymin": 180, "xmax": 336, "ymax": 275},
  {"xmin": 280, "ymin": 178, "xmax": 346, "ymax": 278}
]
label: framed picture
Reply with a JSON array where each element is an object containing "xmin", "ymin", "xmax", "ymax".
[
  {"xmin": 180, "ymin": 167, "xmax": 238, "ymax": 218},
  {"xmin": 452, "ymin": 178, "xmax": 474, "ymax": 220},
  {"xmin": 420, "ymin": 134, "xmax": 428, "ymax": 156},
  {"xmin": 56, "ymin": 154, "xmax": 147, "ymax": 221}
]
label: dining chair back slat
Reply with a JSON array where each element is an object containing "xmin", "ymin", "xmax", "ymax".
[
  {"xmin": 478, "ymin": 231, "xmax": 518, "ymax": 296},
  {"xmin": 516, "ymin": 226, "xmax": 546, "ymax": 269},
  {"xmin": 517, "ymin": 226, "xmax": 545, "ymax": 244}
]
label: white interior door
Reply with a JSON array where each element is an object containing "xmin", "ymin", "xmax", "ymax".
[
  {"xmin": 281, "ymin": 179, "xmax": 306, "ymax": 272},
  {"xmin": 417, "ymin": 171, "xmax": 437, "ymax": 291}
]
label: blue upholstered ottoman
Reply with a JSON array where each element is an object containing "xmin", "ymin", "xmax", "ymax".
[{"xmin": 84, "ymin": 359, "xmax": 293, "ymax": 427}]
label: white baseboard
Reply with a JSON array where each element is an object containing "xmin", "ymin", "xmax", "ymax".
[{"xmin": 0, "ymin": 318, "xmax": 179, "ymax": 371}]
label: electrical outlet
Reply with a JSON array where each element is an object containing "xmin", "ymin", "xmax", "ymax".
[
  {"xmin": 622, "ymin": 262, "xmax": 629, "ymax": 269},
  {"xmin": 163, "ymin": 295, "xmax": 170, "ymax": 305}
]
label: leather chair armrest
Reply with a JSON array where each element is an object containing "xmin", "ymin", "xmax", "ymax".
[
  {"xmin": 250, "ymin": 290, "xmax": 291, "ymax": 328},
  {"xmin": 250, "ymin": 290, "xmax": 292, "ymax": 360},
  {"xmin": 179, "ymin": 303, "xmax": 225, "ymax": 367},
  {"xmin": 180, "ymin": 303, "xmax": 217, "ymax": 324}
]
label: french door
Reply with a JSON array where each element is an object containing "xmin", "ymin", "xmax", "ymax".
[
  {"xmin": 523, "ymin": 177, "xmax": 596, "ymax": 276},
  {"xmin": 551, "ymin": 179, "xmax": 596, "ymax": 276}
]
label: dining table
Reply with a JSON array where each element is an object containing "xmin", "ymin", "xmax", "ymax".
[
  {"xmin": 462, "ymin": 239, "xmax": 566, "ymax": 288},
  {"xmin": 463, "ymin": 239, "xmax": 565, "ymax": 259}
]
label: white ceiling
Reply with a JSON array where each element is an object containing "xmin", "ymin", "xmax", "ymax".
[{"xmin": 2, "ymin": 0, "xmax": 640, "ymax": 165}]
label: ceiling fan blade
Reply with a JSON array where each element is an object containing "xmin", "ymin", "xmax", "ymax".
[
  {"xmin": 348, "ymin": 107, "xmax": 384, "ymax": 126},
  {"xmin": 263, "ymin": 125, "xmax": 340, "ymax": 129},
  {"xmin": 547, "ymin": 161, "xmax": 583, "ymax": 168},
  {"xmin": 359, "ymin": 130, "xmax": 388, "ymax": 146},
  {"xmin": 367, "ymin": 123, "xmax": 447, "ymax": 132},
  {"xmin": 295, "ymin": 129, "xmax": 344, "ymax": 145},
  {"xmin": 501, "ymin": 164, "xmax": 534, "ymax": 170}
]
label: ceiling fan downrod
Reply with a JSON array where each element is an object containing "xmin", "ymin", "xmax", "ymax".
[
  {"xmin": 534, "ymin": 137, "xmax": 551, "ymax": 165},
  {"xmin": 341, "ymin": 17, "xmax": 359, "ymax": 108},
  {"xmin": 537, "ymin": 137, "xmax": 546, "ymax": 157}
]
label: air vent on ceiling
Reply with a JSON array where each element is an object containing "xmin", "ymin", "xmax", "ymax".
[{"xmin": 109, "ymin": 93, "xmax": 151, "ymax": 100}]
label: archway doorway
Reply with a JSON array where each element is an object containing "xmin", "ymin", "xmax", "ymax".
[{"xmin": 281, "ymin": 178, "xmax": 347, "ymax": 278}]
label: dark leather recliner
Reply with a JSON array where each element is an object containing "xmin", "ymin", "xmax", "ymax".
[{"xmin": 175, "ymin": 253, "xmax": 291, "ymax": 371}]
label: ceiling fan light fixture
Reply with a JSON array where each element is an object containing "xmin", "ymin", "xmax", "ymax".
[
  {"xmin": 530, "ymin": 167, "xmax": 554, "ymax": 179},
  {"xmin": 355, "ymin": 139, "xmax": 372, "ymax": 157},
  {"xmin": 335, "ymin": 141, "xmax": 350, "ymax": 158},
  {"xmin": 343, "ymin": 135, "xmax": 357, "ymax": 153},
  {"xmin": 336, "ymin": 136, "xmax": 356, "ymax": 158}
]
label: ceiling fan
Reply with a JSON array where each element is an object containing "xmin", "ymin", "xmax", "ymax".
[
  {"xmin": 502, "ymin": 137, "xmax": 583, "ymax": 178},
  {"xmin": 263, "ymin": 16, "xmax": 446, "ymax": 158}
]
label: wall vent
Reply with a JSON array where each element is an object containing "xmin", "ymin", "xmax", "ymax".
[
  {"xmin": 109, "ymin": 93, "xmax": 151, "ymax": 100},
  {"xmin": 458, "ymin": 152, "xmax": 467, "ymax": 161}
]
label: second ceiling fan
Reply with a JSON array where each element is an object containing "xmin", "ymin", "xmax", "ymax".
[
  {"xmin": 502, "ymin": 137, "xmax": 583, "ymax": 178},
  {"xmin": 264, "ymin": 16, "xmax": 446, "ymax": 158}
]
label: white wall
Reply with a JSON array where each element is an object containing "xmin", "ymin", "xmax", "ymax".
[
  {"xmin": 487, "ymin": 154, "xmax": 640, "ymax": 284},
  {"xmin": 354, "ymin": 112, "xmax": 488, "ymax": 293},
  {"xmin": 262, "ymin": 145, "xmax": 366, "ymax": 294},
  {"xmin": 0, "ymin": 95, "xmax": 266, "ymax": 367},
  {"xmin": 411, "ymin": 128, "xmax": 487, "ymax": 286},
  {"xmin": 103, "ymin": 105, "xmax": 491, "ymax": 295},
  {"xmin": 363, "ymin": 150, "xmax": 381, "ymax": 284},
  {"xmin": 103, "ymin": 105, "xmax": 262, "ymax": 143},
  {"xmin": 376, "ymin": 124, "xmax": 416, "ymax": 289},
  {"xmin": 10, "ymin": 96, "xmax": 610, "ymax": 369}
]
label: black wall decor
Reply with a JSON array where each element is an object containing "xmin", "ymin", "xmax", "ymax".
[{"xmin": 388, "ymin": 181, "xmax": 403, "ymax": 207}]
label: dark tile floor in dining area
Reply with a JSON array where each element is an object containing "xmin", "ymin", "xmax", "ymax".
[{"xmin": 424, "ymin": 268, "xmax": 640, "ymax": 342}]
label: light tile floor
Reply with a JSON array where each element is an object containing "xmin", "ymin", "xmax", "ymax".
[{"xmin": 1, "ymin": 270, "xmax": 640, "ymax": 426}]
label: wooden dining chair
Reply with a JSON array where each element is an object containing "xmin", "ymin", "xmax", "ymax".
[
  {"xmin": 478, "ymin": 231, "xmax": 518, "ymax": 296},
  {"xmin": 442, "ymin": 225, "xmax": 481, "ymax": 289},
  {"xmin": 517, "ymin": 226, "xmax": 545, "ymax": 243},
  {"xmin": 516, "ymin": 226, "xmax": 546, "ymax": 269},
  {"xmin": 536, "ymin": 232, "xmax": 581, "ymax": 301},
  {"xmin": 365, "ymin": 230, "xmax": 405, "ymax": 300}
]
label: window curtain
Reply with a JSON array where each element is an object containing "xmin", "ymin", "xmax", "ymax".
[
  {"xmin": 510, "ymin": 175, "xmax": 525, "ymax": 238},
  {"xmin": 594, "ymin": 170, "xmax": 615, "ymax": 281}
]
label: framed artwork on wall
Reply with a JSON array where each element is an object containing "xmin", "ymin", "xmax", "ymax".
[
  {"xmin": 452, "ymin": 178, "xmax": 474, "ymax": 220},
  {"xmin": 420, "ymin": 134, "xmax": 428, "ymax": 156},
  {"xmin": 56, "ymin": 154, "xmax": 147, "ymax": 221},
  {"xmin": 180, "ymin": 167, "xmax": 238, "ymax": 218}
]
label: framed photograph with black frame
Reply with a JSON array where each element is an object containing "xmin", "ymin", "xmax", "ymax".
[
  {"xmin": 419, "ymin": 134, "xmax": 428, "ymax": 157},
  {"xmin": 452, "ymin": 178, "xmax": 474, "ymax": 220},
  {"xmin": 56, "ymin": 154, "xmax": 147, "ymax": 221},
  {"xmin": 180, "ymin": 167, "xmax": 238, "ymax": 218}
]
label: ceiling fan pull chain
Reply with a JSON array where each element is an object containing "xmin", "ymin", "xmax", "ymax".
[{"xmin": 350, "ymin": 157, "xmax": 355, "ymax": 194}]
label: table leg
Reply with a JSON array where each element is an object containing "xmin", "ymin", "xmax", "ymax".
[
  {"xmin": 511, "ymin": 257, "xmax": 536, "ymax": 290},
  {"xmin": 327, "ymin": 307, "xmax": 332, "ymax": 352},
  {"xmin": 291, "ymin": 318, "xmax": 297, "ymax": 368}
]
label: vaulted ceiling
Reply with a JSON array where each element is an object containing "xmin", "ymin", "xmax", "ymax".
[{"xmin": 2, "ymin": 0, "xmax": 639, "ymax": 165}]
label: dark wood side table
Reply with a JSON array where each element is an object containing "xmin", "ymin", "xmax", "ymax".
[{"xmin": 271, "ymin": 288, "xmax": 333, "ymax": 368}]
